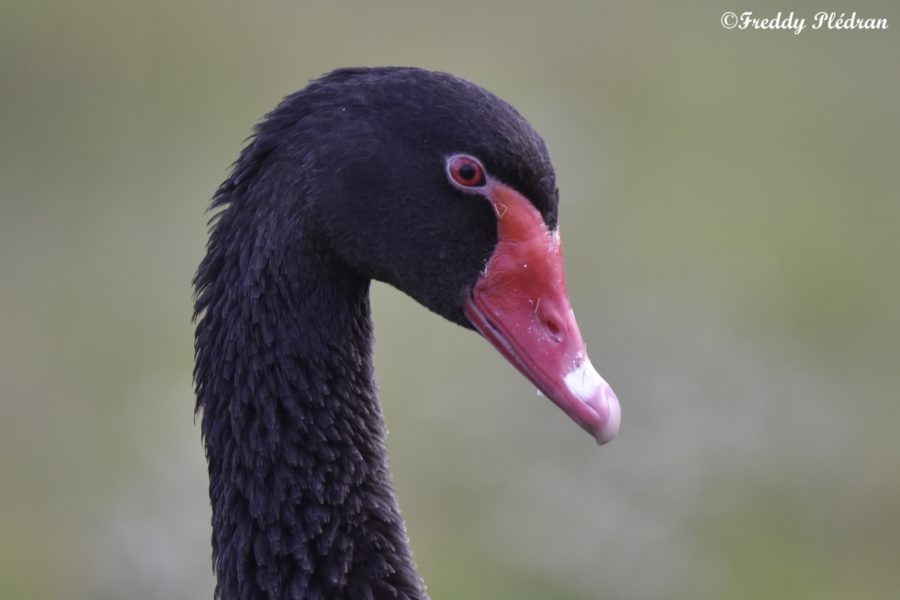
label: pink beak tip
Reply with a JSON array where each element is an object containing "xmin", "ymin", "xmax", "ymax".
[{"xmin": 564, "ymin": 358, "xmax": 622, "ymax": 445}]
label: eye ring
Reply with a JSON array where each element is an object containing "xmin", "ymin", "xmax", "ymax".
[{"xmin": 446, "ymin": 154, "xmax": 487, "ymax": 188}]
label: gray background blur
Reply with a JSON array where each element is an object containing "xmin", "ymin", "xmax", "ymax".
[{"xmin": 2, "ymin": 1, "xmax": 898, "ymax": 599}]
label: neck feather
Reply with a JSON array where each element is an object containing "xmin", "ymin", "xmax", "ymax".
[{"xmin": 193, "ymin": 190, "xmax": 426, "ymax": 599}]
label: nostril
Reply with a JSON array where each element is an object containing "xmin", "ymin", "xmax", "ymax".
[
  {"xmin": 537, "ymin": 302, "xmax": 566, "ymax": 342},
  {"xmin": 545, "ymin": 318, "xmax": 562, "ymax": 340}
]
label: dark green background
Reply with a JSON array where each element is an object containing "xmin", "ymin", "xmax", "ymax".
[{"xmin": 2, "ymin": 1, "xmax": 898, "ymax": 598}]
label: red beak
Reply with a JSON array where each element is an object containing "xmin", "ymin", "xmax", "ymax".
[{"xmin": 463, "ymin": 182, "xmax": 621, "ymax": 445}]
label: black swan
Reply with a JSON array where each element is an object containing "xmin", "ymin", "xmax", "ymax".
[{"xmin": 193, "ymin": 66, "xmax": 621, "ymax": 599}]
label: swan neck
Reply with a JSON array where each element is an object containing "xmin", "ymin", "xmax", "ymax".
[{"xmin": 194, "ymin": 211, "xmax": 426, "ymax": 599}]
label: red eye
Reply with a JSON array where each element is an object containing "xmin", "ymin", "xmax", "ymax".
[{"xmin": 447, "ymin": 155, "xmax": 486, "ymax": 188}]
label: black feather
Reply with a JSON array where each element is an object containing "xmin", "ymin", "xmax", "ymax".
[{"xmin": 193, "ymin": 66, "xmax": 558, "ymax": 599}]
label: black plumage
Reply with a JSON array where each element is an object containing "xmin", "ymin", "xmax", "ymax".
[{"xmin": 193, "ymin": 67, "xmax": 561, "ymax": 599}]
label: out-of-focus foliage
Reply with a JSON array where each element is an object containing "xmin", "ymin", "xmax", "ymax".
[{"xmin": 1, "ymin": 1, "xmax": 898, "ymax": 598}]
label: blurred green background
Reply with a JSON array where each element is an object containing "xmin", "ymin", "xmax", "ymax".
[{"xmin": 2, "ymin": 1, "xmax": 899, "ymax": 598}]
